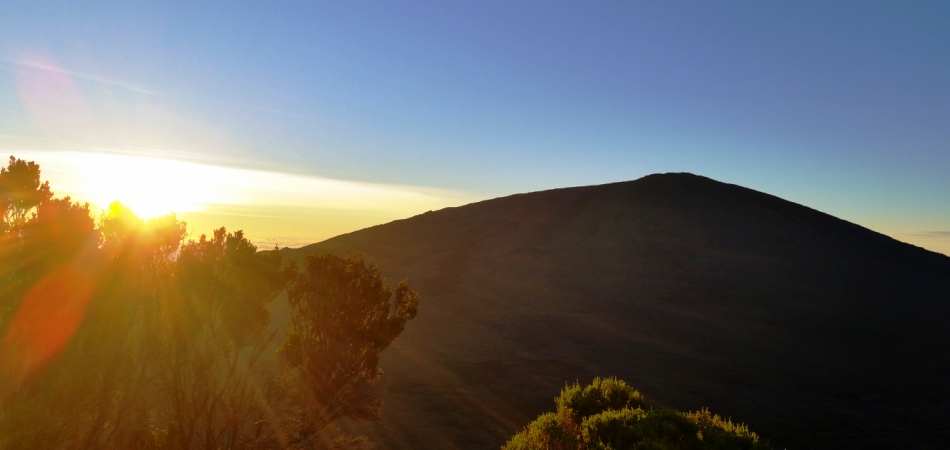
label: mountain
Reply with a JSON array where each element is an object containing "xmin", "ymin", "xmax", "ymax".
[{"xmin": 279, "ymin": 173, "xmax": 950, "ymax": 449}]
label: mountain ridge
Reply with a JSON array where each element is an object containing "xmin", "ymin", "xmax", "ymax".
[
  {"xmin": 312, "ymin": 172, "xmax": 945, "ymax": 262},
  {"xmin": 279, "ymin": 172, "xmax": 950, "ymax": 449}
]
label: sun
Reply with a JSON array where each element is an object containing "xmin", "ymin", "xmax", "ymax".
[
  {"xmin": 103, "ymin": 178, "xmax": 196, "ymax": 219},
  {"xmin": 43, "ymin": 152, "xmax": 235, "ymax": 220},
  {"xmin": 81, "ymin": 154, "xmax": 203, "ymax": 219}
]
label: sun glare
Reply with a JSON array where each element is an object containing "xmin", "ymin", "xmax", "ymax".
[
  {"xmin": 30, "ymin": 151, "xmax": 237, "ymax": 219},
  {"xmin": 12, "ymin": 150, "xmax": 475, "ymax": 246},
  {"xmin": 87, "ymin": 155, "xmax": 209, "ymax": 219}
]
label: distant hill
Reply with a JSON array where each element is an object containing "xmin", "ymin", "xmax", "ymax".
[{"xmin": 279, "ymin": 173, "xmax": 950, "ymax": 449}]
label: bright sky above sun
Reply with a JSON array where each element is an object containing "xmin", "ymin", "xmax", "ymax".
[{"xmin": 1, "ymin": 2, "xmax": 948, "ymax": 254}]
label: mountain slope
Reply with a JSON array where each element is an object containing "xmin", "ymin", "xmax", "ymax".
[{"xmin": 281, "ymin": 173, "xmax": 950, "ymax": 449}]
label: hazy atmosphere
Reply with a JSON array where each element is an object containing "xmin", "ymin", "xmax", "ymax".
[
  {"xmin": 2, "ymin": 2, "xmax": 948, "ymax": 252},
  {"xmin": 3, "ymin": 3, "xmax": 950, "ymax": 450}
]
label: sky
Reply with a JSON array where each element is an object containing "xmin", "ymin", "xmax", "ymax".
[{"xmin": 1, "ymin": 1, "xmax": 948, "ymax": 254}]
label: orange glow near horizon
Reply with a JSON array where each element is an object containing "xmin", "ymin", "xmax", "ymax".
[{"xmin": 9, "ymin": 150, "xmax": 478, "ymax": 248}]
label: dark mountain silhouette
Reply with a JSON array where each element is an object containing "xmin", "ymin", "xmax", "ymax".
[{"xmin": 279, "ymin": 173, "xmax": 950, "ymax": 449}]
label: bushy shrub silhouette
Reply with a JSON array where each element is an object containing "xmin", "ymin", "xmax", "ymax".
[
  {"xmin": 504, "ymin": 377, "xmax": 770, "ymax": 450},
  {"xmin": 276, "ymin": 252, "xmax": 420, "ymax": 443}
]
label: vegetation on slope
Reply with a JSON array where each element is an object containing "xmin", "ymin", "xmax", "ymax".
[{"xmin": 504, "ymin": 377, "xmax": 770, "ymax": 450}]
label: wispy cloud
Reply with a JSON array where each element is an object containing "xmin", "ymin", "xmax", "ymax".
[
  {"xmin": 0, "ymin": 133, "xmax": 89, "ymax": 150},
  {"xmin": 8, "ymin": 59, "xmax": 164, "ymax": 97},
  {"xmin": 5, "ymin": 57, "xmax": 321, "ymax": 133},
  {"xmin": 907, "ymin": 231, "xmax": 950, "ymax": 239}
]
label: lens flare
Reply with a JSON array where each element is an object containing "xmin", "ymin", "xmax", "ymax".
[{"xmin": 0, "ymin": 261, "xmax": 95, "ymax": 391}]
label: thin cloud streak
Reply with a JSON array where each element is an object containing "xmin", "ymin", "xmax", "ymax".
[
  {"xmin": 8, "ymin": 59, "xmax": 165, "ymax": 97},
  {"xmin": 6, "ymin": 58, "xmax": 314, "ymax": 123},
  {"xmin": 906, "ymin": 231, "xmax": 950, "ymax": 239},
  {"xmin": 11, "ymin": 59, "xmax": 322, "ymax": 123},
  {"xmin": 892, "ymin": 230, "xmax": 950, "ymax": 257}
]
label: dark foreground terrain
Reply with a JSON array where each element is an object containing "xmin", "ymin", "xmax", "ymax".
[{"xmin": 280, "ymin": 173, "xmax": 950, "ymax": 449}]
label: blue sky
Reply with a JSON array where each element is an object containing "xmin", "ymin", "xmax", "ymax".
[{"xmin": 1, "ymin": 1, "xmax": 948, "ymax": 253}]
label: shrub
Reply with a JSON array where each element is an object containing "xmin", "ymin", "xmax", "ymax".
[{"xmin": 503, "ymin": 377, "xmax": 771, "ymax": 450}]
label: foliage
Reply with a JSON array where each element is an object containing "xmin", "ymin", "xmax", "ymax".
[
  {"xmin": 504, "ymin": 377, "xmax": 770, "ymax": 450},
  {"xmin": 556, "ymin": 376, "xmax": 647, "ymax": 424},
  {"xmin": 0, "ymin": 156, "xmax": 52, "ymax": 232},
  {"xmin": 0, "ymin": 156, "xmax": 419, "ymax": 449},
  {"xmin": 504, "ymin": 412, "xmax": 581, "ymax": 450},
  {"xmin": 277, "ymin": 252, "xmax": 420, "ymax": 441}
]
